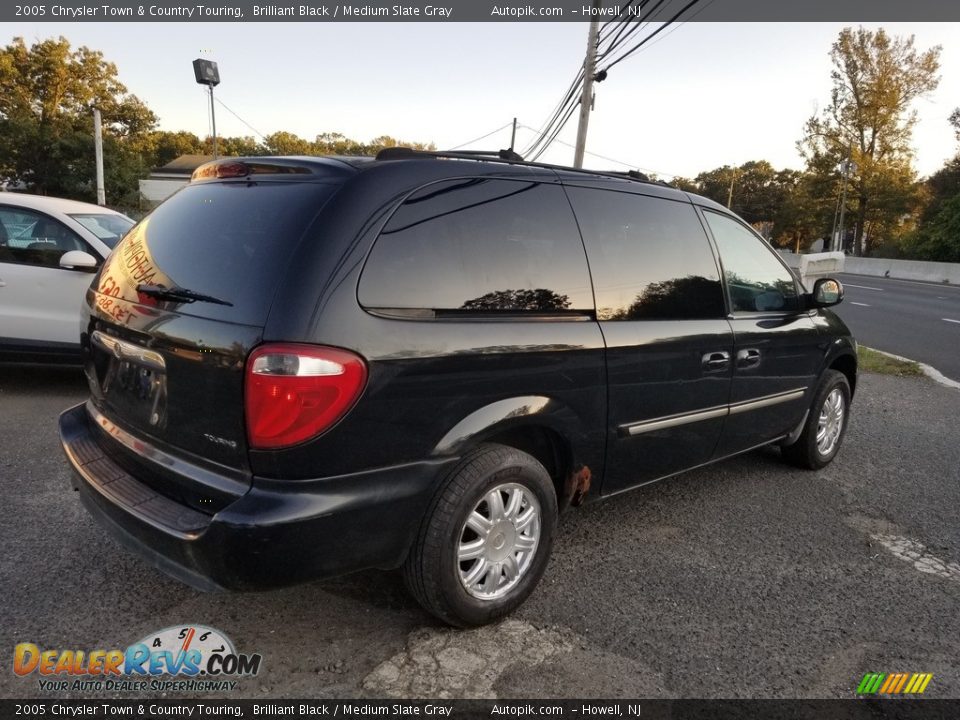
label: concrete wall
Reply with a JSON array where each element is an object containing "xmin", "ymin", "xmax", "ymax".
[
  {"xmin": 778, "ymin": 252, "xmax": 960, "ymax": 285},
  {"xmin": 842, "ymin": 256, "xmax": 960, "ymax": 285}
]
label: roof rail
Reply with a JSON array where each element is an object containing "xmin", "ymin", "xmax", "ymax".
[
  {"xmin": 376, "ymin": 147, "xmax": 523, "ymax": 162},
  {"xmin": 373, "ymin": 147, "xmax": 670, "ymax": 188}
]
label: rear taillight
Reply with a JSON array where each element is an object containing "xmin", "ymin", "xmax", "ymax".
[{"xmin": 245, "ymin": 344, "xmax": 367, "ymax": 450}]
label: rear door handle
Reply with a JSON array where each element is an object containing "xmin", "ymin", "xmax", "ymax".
[
  {"xmin": 701, "ymin": 351, "xmax": 731, "ymax": 371},
  {"xmin": 737, "ymin": 348, "xmax": 761, "ymax": 368}
]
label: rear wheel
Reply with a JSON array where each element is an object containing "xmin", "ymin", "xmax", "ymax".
[
  {"xmin": 782, "ymin": 369, "xmax": 851, "ymax": 470},
  {"xmin": 403, "ymin": 444, "xmax": 557, "ymax": 627}
]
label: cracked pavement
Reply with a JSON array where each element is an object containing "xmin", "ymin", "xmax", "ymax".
[{"xmin": 1, "ymin": 366, "xmax": 958, "ymax": 699}]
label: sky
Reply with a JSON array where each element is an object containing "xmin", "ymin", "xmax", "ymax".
[{"xmin": 3, "ymin": 21, "xmax": 959, "ymax": 179}]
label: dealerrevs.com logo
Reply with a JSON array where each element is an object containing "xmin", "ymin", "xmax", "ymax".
[{"xmin": 13, "ymin": 625, "xmax": 262, "ymax": 693}]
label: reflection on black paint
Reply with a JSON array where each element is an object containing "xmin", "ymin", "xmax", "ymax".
[
  {"xmin": 360, "ymin": 179, "xmax": 594, "ymax": 312},
  {"xmin": 565, "ymin": 187, "xmax": 726, "ymax": 322},
  {"xmin": 461, "ymin": 288, "xmax": 572, "ymax": 312},
  {"xmin": 605, "ymin": 275, "xmax": 724, "ymax": 321},
  {"xmin": 703, "ymin": 211, "xmax": 799, "ymax": 313}
]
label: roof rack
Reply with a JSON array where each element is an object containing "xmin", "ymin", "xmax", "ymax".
[{"xmin": 372, "ymin": 147, "xmax": 671, "ymax": 188}]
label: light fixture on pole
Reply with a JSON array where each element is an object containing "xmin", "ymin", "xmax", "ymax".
[{"xmin": 192, "ymin": 59, "xmax": 221, "ymax": 159}]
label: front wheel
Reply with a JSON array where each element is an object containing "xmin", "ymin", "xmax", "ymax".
[
  {"xmin": 403, "ymin": 444, "xmax": 557, "ymax": 627},
  {"xmin": 782, "ymin": 369, "xmax": 851, "ymax": 470}
]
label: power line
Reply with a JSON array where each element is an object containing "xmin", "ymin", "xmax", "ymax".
[
  {"xmin": 598, "ymin": 1, "xmax": 659, "ymax": 59},
  {"xmin": 518, "ymin": 123, "xmax": 680, "ymax": 178},
  {"xmin": 611, "ymin": 0, "xmax": 718, "ymax": 61},
  {"xmin": 448, "ymin": 122, "xmax": 514, "ymax": 150},
  {"xmin": 213, "ymin": 97, "xmax": 268, "ymax": 141},
  {"xmin": 530, "ymin": 101, "xmax": 580, "ymax": 161},
  {"xmin": 521, "ymin": 68, "xmax": 584, "ymax": 159},
  {"xmin": 600, "ymin": 0, "xmax": 703, "ymax": 73},
  {"xmin": 523, "ymin": 0, "xmax": 700, "ymax": 163},
  {"xmin": 597, "ymin": 0, "xmax": 639, "ymax": 43}
]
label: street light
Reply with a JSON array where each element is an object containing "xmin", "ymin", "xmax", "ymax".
[{"xmin": 192, "ymin": 59, "xmax": 220, "ymax": 159}]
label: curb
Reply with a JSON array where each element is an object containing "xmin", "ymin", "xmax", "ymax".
[{"xmin": 864, "ymin": 346, "xmax": 960, "ymax": 390}]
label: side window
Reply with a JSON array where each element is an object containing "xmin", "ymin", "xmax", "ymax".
[
  {"xmin": 703, "ymin": 210, "xmax": 799, "ymax": 313},
  {"xmin": 359, "ymin": 179, "xmax": 593, "ymax": 314},
  {"xmin": 565, "ymin": 187, "xmax": 725, "ymax": 320},
  {"xmin": 0, "ymin": 207, "xmax": 88, "ymax": 269}
]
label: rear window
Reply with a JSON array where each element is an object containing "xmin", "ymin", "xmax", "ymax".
[
  {"xmin": 100, "ymin": 181, "xmax": 338, "ymax": 325},
  {"xmin": 359, "ymin": 178, "xmax": 593, "ymax": 315}
]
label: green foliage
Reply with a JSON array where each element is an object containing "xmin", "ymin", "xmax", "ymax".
[
  {"xmin": 798, "ymin": 27, "xmax": 940, "ymax": 256},
  {"xmin": 0, "ymin": 36, "xmax": 157, "ymax": 201},
  {"xmin": 0, "ymin": 35, "xmax": 434, "ymax": 205},
  {"xmin": 903, "ymin": 194, "xmax": 960, "ymax": 262}
]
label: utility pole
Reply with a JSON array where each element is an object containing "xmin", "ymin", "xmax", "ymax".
[
  {"xmin": 510, "ymin": 117, "xmax": 517, "ymax": 152},
  {"xmin": 209, "ymin": 85, "xmax": 218, "ymax": 159},
  {"xmin": 573, "ymin": 2, "xmax": 601, "ymax": 169},
  {"xmin": 93, "ymin": 108, "xmax": 105, "ymax": 206},
  {"xmin": 726, "ymin": 168, "xmax": 736, "ymax": 209},
  {"xmin": 836, "ymin": 154, "xmax": 856, "ymax": 253}
]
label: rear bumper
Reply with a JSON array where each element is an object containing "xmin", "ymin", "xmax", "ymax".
[{"xmin": 59, "ymin": 402, "xmax": 454, "ymax": 591}]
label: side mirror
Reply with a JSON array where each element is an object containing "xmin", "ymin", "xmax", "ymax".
[
  {"xmin": 59, "ymin": 250, "xmax": 99, "ymax": 272},
  {"xmin": 810, "ymin": 277, "xmax": 843, "ymax": 307}
]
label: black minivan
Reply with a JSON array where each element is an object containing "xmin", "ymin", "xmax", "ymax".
[{"xmin": 59, "ymin": 150, "xmax": 856, "ymax": 626}]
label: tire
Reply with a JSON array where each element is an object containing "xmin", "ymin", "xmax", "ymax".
[
  {"xmin": 781, "ymin": 369, "xmax": 851, "ymax": 470},
  {"xmin": 403, "ymin": 443, "xmax": 558, "ymax": 627}
]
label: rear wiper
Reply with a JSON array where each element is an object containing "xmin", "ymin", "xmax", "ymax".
[{"xmin": 136, "ymin": 284, "xmax": 233, "ymax": 307}]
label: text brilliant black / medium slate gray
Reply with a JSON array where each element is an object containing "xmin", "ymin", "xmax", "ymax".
[{"xmin": 58, "ymin": 152, "xmax": 857, "ymax": 627}]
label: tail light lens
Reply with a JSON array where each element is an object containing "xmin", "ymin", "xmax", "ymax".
[{"xmin": 245, "ymin": 344, "xmax": 367, "ymax": 450}]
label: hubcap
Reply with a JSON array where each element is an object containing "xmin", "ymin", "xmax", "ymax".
[
  {"xmin": 816, "ymin": 387, "xmax": 845, "ymax": 456},
  {"xmin": 457, "ymin": 483, "xmax": 541, "ymax": 600}
]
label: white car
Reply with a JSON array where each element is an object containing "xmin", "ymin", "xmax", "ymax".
[{"xmin": 0, "ymin": 193, "xmax": 134, "ymax": 362}]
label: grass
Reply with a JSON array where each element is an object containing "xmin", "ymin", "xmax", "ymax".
[{"xmin": 857, "ymin": 346, "xmax": 923, "ymax": 377}]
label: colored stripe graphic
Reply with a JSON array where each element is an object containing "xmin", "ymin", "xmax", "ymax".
[
  {"xmin": 879, "ymin": 674, "xmax": 897, "ymax": 693},
  {"xmin": 857, "ymin": 673, "xmax": 884, "ymax": 694},
  {"xmin": 904, "ymin": 674, "xmax": 920, "ymax": 694},
  {"xmin": 858, "ymin": 672, "xmax": 932, "ymax": 694}
]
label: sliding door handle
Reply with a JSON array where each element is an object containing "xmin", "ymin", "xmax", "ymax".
[
  {"xmin": 701, "ymin": 351, "xmax": 731, "ymax": 371},
  {"xmin": 737, "ymin": 348, "xmax": 761, "ymax": 368}
]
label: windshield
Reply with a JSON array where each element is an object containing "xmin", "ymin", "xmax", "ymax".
[{"xmin": 69, "ymin": 213, "xmax": 135, "ymax": 248}]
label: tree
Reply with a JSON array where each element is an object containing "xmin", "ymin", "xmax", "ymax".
[
  {"xmin": 693, "ymin": 160, "xmax": 794, "ymax": 228},
  {"xmin": 901, "ymin": 108, "xmax": 960, "ymax": 261},
  {"xmin": 207, "ymin": 134, "xmax": 263, "ymax": 157},
  {"xmin": 0, "ymin": 36, "xmax": 157, "ymax": 201},
  {"xmin": 770, "ymin": 169, "xmax": 833, "ymax": 252},
  {"xmin": 148, "ymin": 130, "xmax": 203, "ymax": 167},
  {"xmin": 799, "ymin": 27, "xmax": 940, "ymax": 256},
  {"xmin": 906, "ymin": 194, "xmax": 960, "ymax": 262},
  {"xmin": 262, "ymin": 130, "xmax": 312, "ymax": 155}
]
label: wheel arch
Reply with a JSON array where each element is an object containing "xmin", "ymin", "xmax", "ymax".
[
  {"xmin": 432, "ymin": 396, "xmax": 593, "ymax": 511},
  {"xmin": 828, "ymin": 350, "xmax": 858, "ymax": 398}
]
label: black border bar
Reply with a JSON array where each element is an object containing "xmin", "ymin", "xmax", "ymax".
[{"xmin": 5, "ymin": 0, "xmax": 960, "ymax": 23}]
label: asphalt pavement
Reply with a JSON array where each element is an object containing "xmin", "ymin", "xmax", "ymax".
[
  {"xmin": 1, "ymin": 365, "xmax": 958, "ymax": 700},
  {"xmin": 834, "ymin": 273, "xmax": 960, "ymax": 382}
]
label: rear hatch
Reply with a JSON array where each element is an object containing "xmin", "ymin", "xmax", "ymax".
[{"xmin": 83, "ymin": 170, "xmax": 344, "ymax": 507}]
